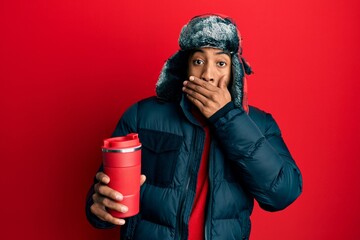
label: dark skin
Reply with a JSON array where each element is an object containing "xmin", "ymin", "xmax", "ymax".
[
  {"xmin": 91, "ymin": 173, "xmax": 146, "ymax": 225},
  {"xmin": 183, "ymin": 47, "xmax": 232, "ymax": 118}
]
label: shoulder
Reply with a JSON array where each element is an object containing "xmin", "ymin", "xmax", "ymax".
[
  {"xmin": 134, "ymin": 96, "xmax": 184, "ymax": 125},
  {"xmin": 123, "ymin": 96, "xmax": 177, "ymax": 115},
  {"xmin": 248, "ymin": 105, "xmax": 281, "ymax": 136},
  {"xmin": 248, "ymin": 105, "xmax": 268, "ymax": 123},
  {"xmin": 136, "ymin": 96, "xmax": 181, "ymax": 114},
  {"xmin": 118, "ymin": 96, "xmax": 161, "ymax": 127},
  {"xmin": 114, "ymin": 96, "xmax": 182, "ymax": 136}
]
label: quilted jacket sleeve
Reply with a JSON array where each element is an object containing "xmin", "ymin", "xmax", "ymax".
[
  {"xmin": 85, "ymin": 103, "xmax": 138, "ymax": 228},
  {"xmin": 209, "ymin": 102, "xmax": 302, "ymax": 211}
]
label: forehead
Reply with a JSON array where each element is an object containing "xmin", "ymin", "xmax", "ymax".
[{"xmin": 190, "ymin": 47, "xmax": 231, "ymax": 58}]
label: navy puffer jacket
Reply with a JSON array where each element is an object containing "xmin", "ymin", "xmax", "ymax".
[{"xmin": 86, "ymin": 95, "xmax": 302, "ymax": 240}]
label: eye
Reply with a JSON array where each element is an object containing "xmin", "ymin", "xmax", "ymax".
[
  {"xmin": 193, "ymin": 59, "xmax": 204, "ymax": 65},
  {"xmin": 217, "ymin": 61, "xmax": 227, "ymax": 67}
]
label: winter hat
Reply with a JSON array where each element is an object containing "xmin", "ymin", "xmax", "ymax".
[{"xmin": 156, "ymin": 14, "xmax": 253, "ymax": 112}]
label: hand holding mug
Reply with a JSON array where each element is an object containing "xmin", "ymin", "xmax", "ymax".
[{"xmin": 91, "ymin": 172, "xmax": 146, "ymax": 225}]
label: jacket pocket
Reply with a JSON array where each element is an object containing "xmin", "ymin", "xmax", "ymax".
[{"xmin": 139, "ymin": 129, "xmax": 183, "ymax": 187}]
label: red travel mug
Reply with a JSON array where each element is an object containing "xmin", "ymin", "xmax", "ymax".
[{"xmin": 102, "ymin": 133, "xmax": 141, "ymax": 218}]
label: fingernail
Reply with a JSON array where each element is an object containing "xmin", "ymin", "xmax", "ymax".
[
  {"xmin": 102, "ymin": 177, "xmax": 110, "ymax": 184},
  {"xmin": 121, "ymin": 206, "xmax": 128, "ymax": 213},
  {"xmin": 189, "ymin": 76, "xmax": 194, "ymax": 81},
  {"xmin": 183, "ymin": 81, "xmax": 188, "ymax": 85},
  {"xmin": 182, "ymin": 87, "xmax": 186, "ymax": 91},
  {"xmin": 115, "ymin": 194, "xmax": 123, "ymax": 201},
  {"xmin": 118, "ymin": 219, "xmax": 125, "ymax": 225}
]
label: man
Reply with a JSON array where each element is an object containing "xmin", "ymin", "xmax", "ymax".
[{"xmin": 86, "ymin": 14, "xmax": 302, "ymax": 240}]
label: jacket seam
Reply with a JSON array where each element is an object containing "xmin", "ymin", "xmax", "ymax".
[
  {"xmin": 214, "ymin": 110, "xmax": 245, "ymax": 129},
  {"xmin": 247, "ymin": 137, "xmax": 265, "ymax": 158}
]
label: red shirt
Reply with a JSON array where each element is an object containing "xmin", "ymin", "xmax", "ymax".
[{"xmin": 188, "ymin": 109, "xmax": 210, "ymax": 240}]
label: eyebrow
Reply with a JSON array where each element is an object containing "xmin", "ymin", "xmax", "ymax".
[{"xmin": 192, "ymin": 49, "xmax": 231, "ymax": 56}]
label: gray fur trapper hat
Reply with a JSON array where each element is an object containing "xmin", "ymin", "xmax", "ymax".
[{"xmin": 155, "ymin": 14, "xmax": 253, "ymax": 111}]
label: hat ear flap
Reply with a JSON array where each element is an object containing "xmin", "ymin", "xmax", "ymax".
[
  {"xmin": 230, "ymin": 54, "xmax": 244, "ymax": 108},
  {"xmin": 156, "ymin": 51, "xmax": 189, "ymax": 102},
  {"xmin": 231, "ymin": 54, "xmax": 252, "ymax": 112},
  {"xmin": 241, "ymin": 56, "xmax": 253, "ymax": 75}
]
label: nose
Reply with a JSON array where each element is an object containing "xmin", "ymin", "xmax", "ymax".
[{"xmin": 201, "ymin": 64, "xmax": 214, "ymax": 82}]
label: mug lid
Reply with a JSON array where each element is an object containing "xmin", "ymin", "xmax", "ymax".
[{"xmin": 102, "ymin": 133, "xmax": 141, "ymax": 149}]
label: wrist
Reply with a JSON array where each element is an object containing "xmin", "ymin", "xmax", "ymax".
[{"xmin": 208, "ymin": 101, "xmax": 236, "ymax": 123}]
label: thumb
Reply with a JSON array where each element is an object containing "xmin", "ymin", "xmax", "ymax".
[
  {"xmin": 218, "ymin": 77, "xmax": 228, "ymax": 89},
  {"xmin": 140, "ymin": 174, "xmax": 146, "ymax": 186}
]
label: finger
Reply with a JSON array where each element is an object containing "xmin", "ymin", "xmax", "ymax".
[
  {"xmin": 183, "ymin": 81, "xmax": 213, "ymax": 100},
  {"xmin": 188, "ymin": 76, "xmax": 217, "ymax": 91},
  {"xmin": 183, "ymin": 86, "xmax": 208, "ymax": 106},
  {"xmin": 96, "ymin": 172, "xmax": 110, "ymax": 184},
  {"xmin": 140, "ymin": 174, "xmax": 146, "ymax": 186},
  {"xmin": 218, "ymin": 76, "xmax": 228, "ymax": 89},
  {"xmin": 92, "ymin": 193, "xmax": 128, "ymax": 213},
  {"xmin": 90, "ymin": 203, "xmax": 126, "ymax": 225},
  {"xmin": 189, "ymin": 75, "xmax": 207, "ymax": 84},
  {"xmin": 94, "ymin": 182, "xmax": 123, "ymax": 201},
  {"xmin": 186, "ymin": 93, "xmax": 206, "ymax": 111}
]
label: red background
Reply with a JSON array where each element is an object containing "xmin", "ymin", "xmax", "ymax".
[{"xmin": 1, "ymin": 0, "xmax": 359, "ymax": 239}]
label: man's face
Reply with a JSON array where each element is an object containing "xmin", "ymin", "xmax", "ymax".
[{"xmin": 187, "ymin": 47, "xmax": 232, "ymax": 87}]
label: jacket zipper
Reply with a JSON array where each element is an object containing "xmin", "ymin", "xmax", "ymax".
[
  {"xmin": 176, "ymin": 173, "xmax": 191, "ymax": 240},
  {"xmin": 175, "ymin": 127, "xmax": 202, "ymax": 240}
]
